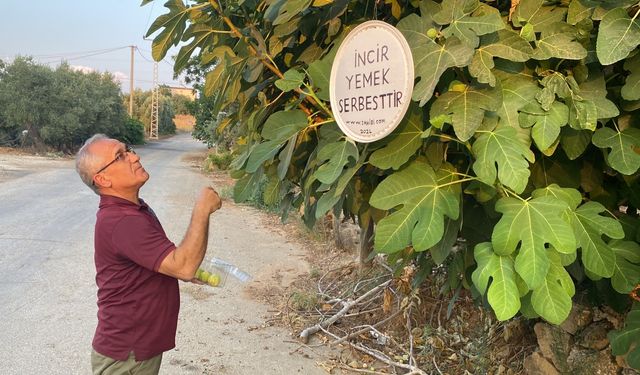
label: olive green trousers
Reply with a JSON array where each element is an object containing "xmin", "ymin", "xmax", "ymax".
[{"xmin": 91, "ymin": 349, "xmax": 162, "ymax": 375}]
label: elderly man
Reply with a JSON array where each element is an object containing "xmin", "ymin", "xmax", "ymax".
[{"xmin": 75, "ymin": 134, "xmax": 221, "ymax": 374}]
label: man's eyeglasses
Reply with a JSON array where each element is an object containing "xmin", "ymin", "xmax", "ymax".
[{"xmin": 92, "ymin": 144, "xmax": 136, "ymax": 185}]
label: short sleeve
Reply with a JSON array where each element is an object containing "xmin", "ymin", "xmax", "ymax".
[{"xmin": 112, "ymin": 214, "xmax": 176, "ymax": 272}]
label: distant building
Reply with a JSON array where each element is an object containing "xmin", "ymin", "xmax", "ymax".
[{"xmin": 169, "ymin": 86, "xmax": 196, "ymax": 100}]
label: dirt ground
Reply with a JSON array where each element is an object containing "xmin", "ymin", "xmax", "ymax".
[{"xmin": 0, "ymin": 147, "xmax": 71, "ymax": 184}]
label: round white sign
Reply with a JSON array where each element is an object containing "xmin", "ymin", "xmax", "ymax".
[{"xmin": 329, "ymin": 20, "xmax": 414, "ymax": 143}]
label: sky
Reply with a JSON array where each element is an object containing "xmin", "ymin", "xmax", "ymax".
[{"xmin": 0, "ymin": 1, "xmax": 188, "ymax": 92}]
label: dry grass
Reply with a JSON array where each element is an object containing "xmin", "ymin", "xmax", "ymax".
[
  {"xmin": 275, "ymin": 250, "xmax": 539, "ymax": 374},
  {"xmin": 247, "ymin": 214, "xmax": 539, "ymax": 374},
  {"xmin": 174, "ymin": 114, "xmax": 196, "ymax": 131}
]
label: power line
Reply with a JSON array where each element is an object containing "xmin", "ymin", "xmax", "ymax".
[
  {"xmin": 135, "ymin": 47, "xmax": 155, "ymax": 64},
  {"xmin": 137, "ymin": 47, "xmax": 175, "ymax": 68},
  {"xmin": 142, "ymin": 0, "xmax": 156, "ymax": 39},
  {"xmin": 39, "ymin": 48, "xmax": 133, "ymax": 65},
  {"xmin": 119, "ymin": 77, "xmax": 183, "ymax": 86},
  {"xmin": 27, "ymin": 46, "xmax": 130, "ymax": 59},
  {"xmin": 134, "ymin": 47, "xmax": 189, "ymax": 87},
  {"xmin": 8, "ymin": 46, "xmax": 132, "ymax": 66},
  {"xmin": 6, "ymin": 45, "xmax": 189, "ymax": 89},
  {"xmin": 7, "ymin": 45, "xmax": 178, "ymax": 71}
]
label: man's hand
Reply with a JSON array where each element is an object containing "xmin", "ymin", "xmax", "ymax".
[
  {"xmin": 189, "ymin": 277, "xmax": 206, "ymax": 285},
  {"xmin": 197, "ymin": 186, "xmax": 222, "ymax": 214}
]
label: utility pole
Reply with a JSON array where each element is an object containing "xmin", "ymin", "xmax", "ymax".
[
  {"xmin": 149, "ymin": 61, "xmax": 159, "ymax": 140},
  {"xmin": 129, "ymin": 45, "xmax": 135, "ymax": 116}
]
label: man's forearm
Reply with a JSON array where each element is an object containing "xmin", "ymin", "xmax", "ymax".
[
  {"xmin": 158, "ymin": 187, "xmax": 220, "ymax": 280},
  {"xmin": 164, "ymin": 205, "xmax": 211, "ymax": 280}
]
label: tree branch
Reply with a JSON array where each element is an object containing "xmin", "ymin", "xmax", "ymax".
[{"xmin": 208, "ymin": 0, "xmax": 324, "ymax": 119}]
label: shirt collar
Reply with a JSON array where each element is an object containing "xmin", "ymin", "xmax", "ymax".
[{"xmin": 99, "ymin": 194, "xmax": 148, "ymax": 211}]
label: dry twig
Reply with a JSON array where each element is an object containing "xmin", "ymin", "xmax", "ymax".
[
  {"xmin": 337, "ymin": 364, "xmax": 392, "ymax": 374},
  {"xmin": 331, "ymin": 309, "xmax": 404, "ymax": 345},
  {"xmin": 321, "ymin": 326, "xmax": 428, "ymax": 375},
  {"xmin": 432, "ymin": 357, "xmax": 444, "ymax": 375},
  {"xmin": 406, "ymin": 305, "xmax": 417, "ymax": 367},
  {"xmin": 299, "ymin": 279, "xmax": 392, "ymax": 343}
]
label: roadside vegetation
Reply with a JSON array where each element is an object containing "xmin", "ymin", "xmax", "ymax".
[
  {"xmin": 0, "ymin": 57, "xmax": 187, "ymax": 153},
  {"xmin": 148, "ymin": 0, "xmax": 640, "ymax": 373}
]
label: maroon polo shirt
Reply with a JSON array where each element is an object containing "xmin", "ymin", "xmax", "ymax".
[{"xmin": 92, "ymin": 194, "xmax": 179, "ymax": 361}]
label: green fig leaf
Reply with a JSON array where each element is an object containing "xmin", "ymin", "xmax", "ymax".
[
  {"xmin": 472, "ymin": 126, "xmax": 535, "ymax": 194},
  {"xmin": 495, "ymin": 75, "xmax": 540, "ymax": 129},
  {"xmin": 369, "ymin": 104, "xmax": 423, "ymax": 170},
  {"xmin": 492, "ymin": 196, "xmax": 576, "ymax": 289},
  {"xmin": 572, "ymin": 201, "xmax": 624, "ymax": 278},
  {"xmin": 430, "ymin": 85, "xmax": 502, "ymax": 142},
  {"xmin": 146, "ymin": 0, "xmax": 190, "ymax": 61},
  {"xmin": 533, "ymin": 30, "xmax": 588, "ymax": 60},
  {"xmin": 622, "ymin": 54, "xmax": 640, "ymax": 101},
  {"xmin": 579, "ymin": 71, "xmax": 620, "ymax": 119},
  {"xmin": 519, "ymin": 101, "xmax": 569, "ymax": 152},
  {"xmin": 370, "ymin": 160, "xmax": 460, "ymax": 253},
  {"xmin": 611, "ymin": 240, "xmax": 640, "ymax": 294},
  {"xmin": 398, "ymin": 13, "xmax": 474, "ymax": 105},
  {"xmin": 262, "ymin": 109, "xmax": 308, "ymax": 141},
  {"xmin": 313, "ymin": 140, "xmax": 358, "ymax": 184},
  {"xmin": 433, "ymin": 0, "xmax": 505, "ymax": 48},
  {"xmin": 513, "ymin": 0, "xmax": 567, "ymax": 32},
  {"xmin": 596, "ymin": 7, "xmax": 640, "ymax": 65},
  {"xmin": 531, "ymin": 250, "xmax": 575, "ymax": 324},
  {"xmin": 472, "ymin": 242, "xmax": 521, "ymax": 321},
  {"xmin": 469, "ymin": 30, "xmax": 533, "ymax": 86},
  {"xmin": 608, "ymin": 308, "xmax": 640, "ymax": 369},
  {"xmin": 307, "ymin": 58, "xmax": 332, "ymax": 101},
  {"xmin": 275, "ymin": 69, "xmax": 305, "ymax": 92},
  {"xmin": 234, "ymin": 167, "xmax": 264, "ymax": 203},
  {"xmin": 592, "ymin": 127, "xmax": 640, "ymax": 175}
]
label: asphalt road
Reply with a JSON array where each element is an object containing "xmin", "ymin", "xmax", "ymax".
[{"xmin": 0, "ymin": 133, "xmax": 330, "ymax": 374}]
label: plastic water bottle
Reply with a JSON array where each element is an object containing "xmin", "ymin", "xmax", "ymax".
[{"xmin": 209, "ymin": 257, "xmax": 252, "ymax": 282}]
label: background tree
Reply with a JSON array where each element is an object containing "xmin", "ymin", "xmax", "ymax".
[
  {"xmin": 123, "ymin": 86, "xmax": 179, "ymax": 136},
  {"xmin": 122, "ymin": 117, "xmax": 146, "ymax": 145},
  {"xmin": 177, "ymin": 56, "xmax": 240, "ymax": 149},
  {"xmin": 0, "ymin": 57, "xmax": 55, "ymax": 148},
  {"xmin": 158, "ymin": 94, "xmax": 177, "ymax": 135},
  {"xmin": 0, "ymin": 58, "xmax": 142, "ymax": 152},
  {"xmin": 124, "ymin": 88, "xmax": 152, "ymax": 123},
  {"xmin": 171, "ymin": 92, "xmax": 192, "ymax": 115},
  {"xmin": 145, "ymin": 0, "xmax": 640, "ymax": 368}
]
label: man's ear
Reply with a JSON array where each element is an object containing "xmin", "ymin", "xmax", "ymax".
[{"xmin": 93, "ymin": 173, "xmax": 112, "ymax": 188}]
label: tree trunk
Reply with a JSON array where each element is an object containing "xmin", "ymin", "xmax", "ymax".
[
  {"xmin": 359, "ymin": 218, "xmax": 374, "ymax": 269},
  {"xmin": 333, "ymin": 212, "xmax": 344, "ymax": 249}
]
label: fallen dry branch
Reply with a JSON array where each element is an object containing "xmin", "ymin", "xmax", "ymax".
[
  {"xmin": 330, "ymin": 308, "xmax": 404, "ymax": 346},
  {"xmin": 321, "ymin": 326, "xmax": 428, "ymax": 375},
  {"xmin": 406, "ymin": 304, "xmax": 417, "ymax": 368},
  {"xmin": 299, "ymin": 279, "xmax": 392, "ymax": 343},
  {"xmin": 281, "ymin": 247, "xmax": 538, "ymax": 374},
  {"xmin": 336, "ymin": 363, "xmax": 394, "ymax": 374}
]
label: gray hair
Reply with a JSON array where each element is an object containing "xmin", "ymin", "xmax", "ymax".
[{"xmin": 75, "ymin": 134, "xmax": 109, "ymax": 194}]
